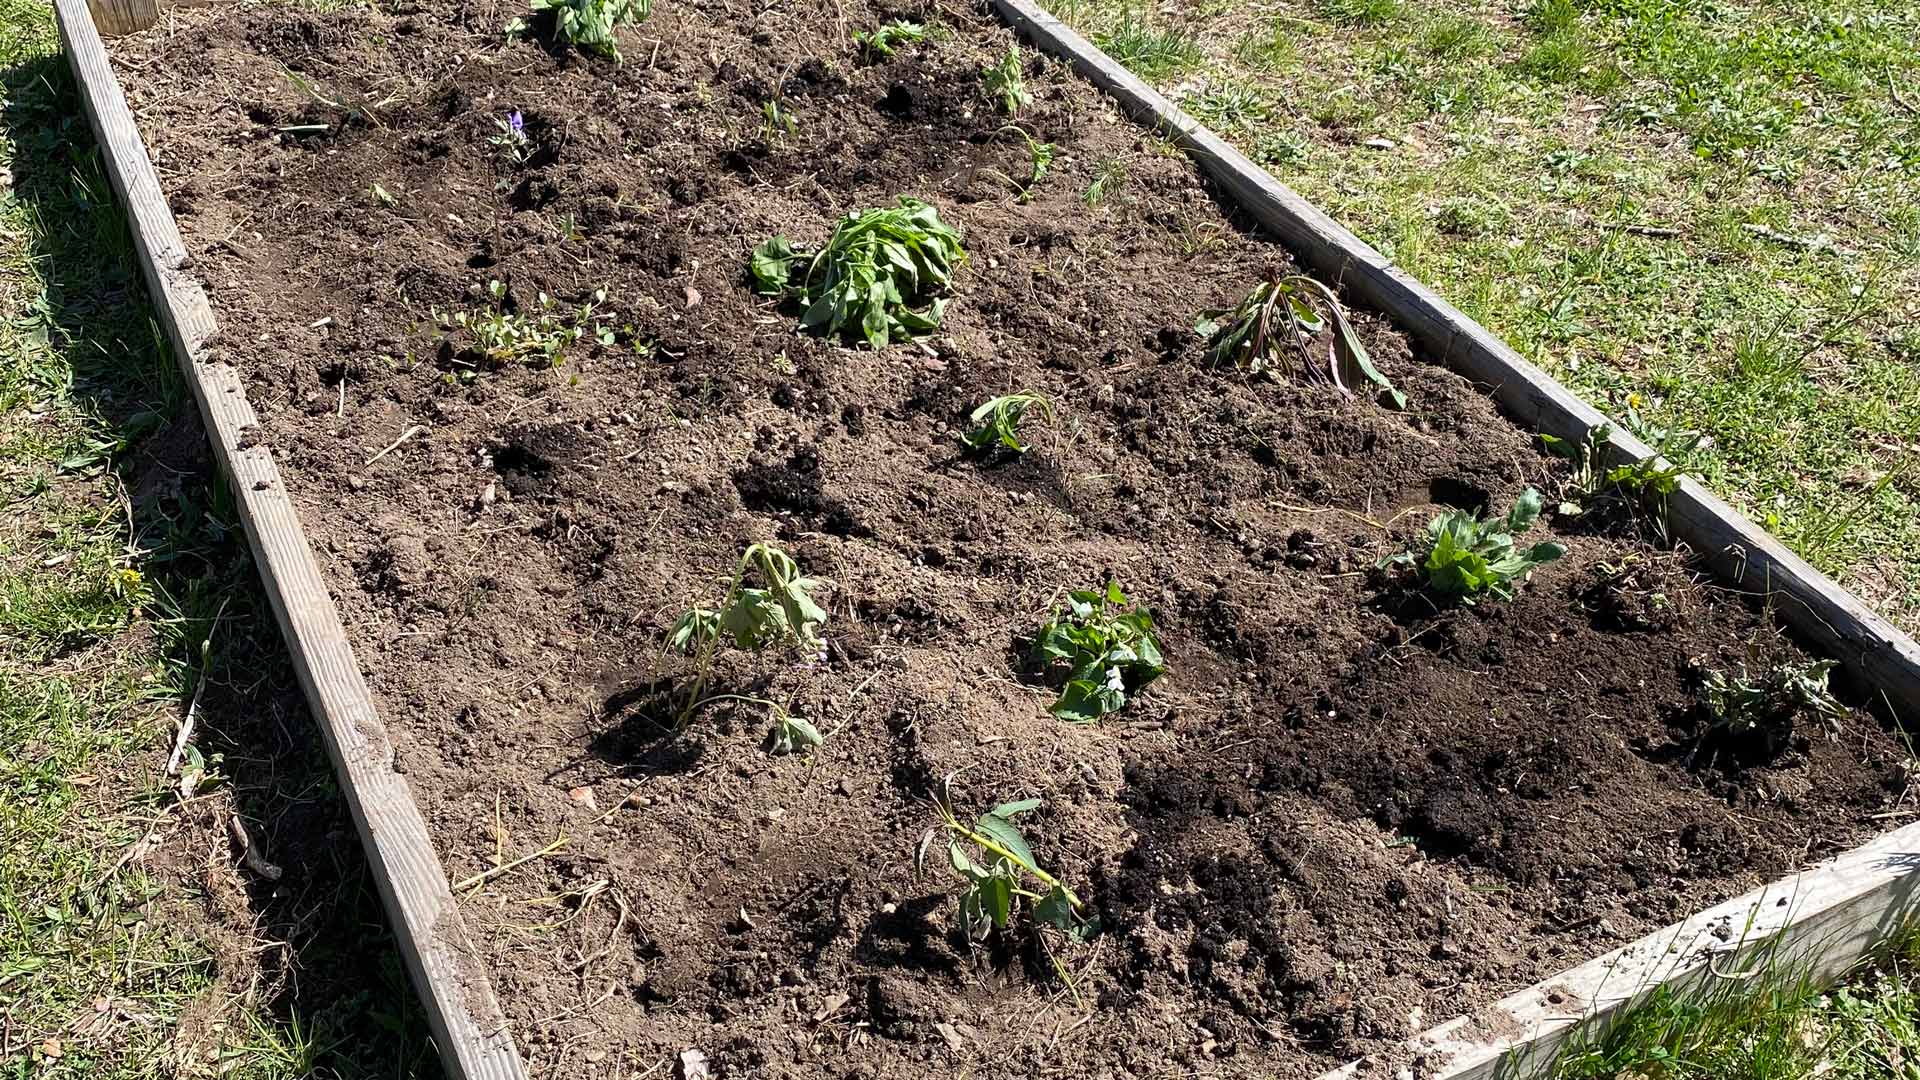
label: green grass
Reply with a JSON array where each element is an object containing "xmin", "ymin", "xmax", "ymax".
[
  {"xmin": 1049, "ymin": 0, "xmax": 1920, "ymax": 630},
  {"xmin": 0, "ymin": 1, "xmax": 434, "ymax": 1075},
  {"xmin": 1550, "ymin": 928, "xmax": 1920, "ymax": 1079}
]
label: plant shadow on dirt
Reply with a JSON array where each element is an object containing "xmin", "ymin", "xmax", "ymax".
[
  {"xmin": 1, "ymin": 52, "xmax": 441, "ymax": 1079},
  {"xmin": 582, "ymin": 675, "xmax": 710, "ymax": 776}
]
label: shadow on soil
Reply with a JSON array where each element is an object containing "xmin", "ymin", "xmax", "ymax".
[{"xmin": 2, "ymin": 51, "xmax": 441, "ymax": 1079}]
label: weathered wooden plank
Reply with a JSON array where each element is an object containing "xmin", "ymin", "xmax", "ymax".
[
  {"xmin": 1313, "ymin": 819, "xmax": 1920, "ymax": 1080},
  {"xmin": 85, "ymin": 0, "xmax": 157, "ymax": 35},
  {"xmin": 53, "ymin": 4, "xmax": 529, "ymax": 1078},
  {"xmin": 987, "ymin": 0, "xmax": 1920, "ymax": 718}
]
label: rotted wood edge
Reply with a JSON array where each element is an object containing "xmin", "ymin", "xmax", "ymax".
[
  {"xmin": 83, "ymin": 0, "xmax": 157, "ymax": 35},
  {"xmin": 54, "ymin": 4, "xmax": 528, "ymax": 1078},
  {"xmin": 987, "ymin": 0, "xmax": 1920, "ymax": 717},
  {"xmin": 981, "ymin": 0, "xmax": 1920, "ymax": 1076}
]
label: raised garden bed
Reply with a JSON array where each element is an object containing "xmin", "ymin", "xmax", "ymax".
[{"xmin": 63, "ymin": 0, "xmax": 1920, "ymax": 1076}]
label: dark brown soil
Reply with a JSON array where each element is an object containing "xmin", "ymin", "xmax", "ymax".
[{"xmin": 115, "ymin": 1, "xmax": 1911, "ymax": 1076}]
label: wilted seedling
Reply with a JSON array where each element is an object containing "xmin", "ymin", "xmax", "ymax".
[
  {"xmin": 750, "ymin": 198, "xmax": 967, "ymax": 348},
  {"xmin": 961, "ymin": 391, "xmax": 1053, "ymax": 454},
  {"xmin": 1697, "ymin": 658, "xmax": 1844, "ymax": 759},
  {"xmin": 666, "ymin": 542, "xmax": 828, "ymax": 728},
  {"xmin": 699, "ymin": 693, "xmax": 825, "ymax": 756},
  {"xmin": 983, "ymin": 43, "xmax": 1033, "ymax": 114},
  {"xmin": 760, "ymin": 98, "xmax": 797, "ymax": 143},
  {"xmin": 853, "ymin": 19, "xmax": 928, "ymax": 60},
  {"xmin": 916, "ymin": 777, "xmax": 1095, "ymax": 942},
  {"xmin": 1032, "ymin": 581, "xmax": 1166, "ymax": 722},
  {"xmin": 980, "ymin": 125, "xmax": 1055, "ymax": 203},
  {"xmin": 433, "ymin": 280, "xmax": 615, "ymax": 369},
  {"xmin": 1195, "ymin": 270, "xmax": 1406, "ymax": 408},
  {"xmin": 515, "ymin": 0, "xmax": 650, "ymax": 58},
  {"xmin": 368, "ymin": 182, "xmax": 397, "ymax": 207},
  {"xmin": 1380, "ymin": 488, "xmax": 1566, "ymax": 603}
]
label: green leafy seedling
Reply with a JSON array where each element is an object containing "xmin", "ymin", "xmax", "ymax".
[
  {"xmin": 1381, "ymin": 488, "xmax": 1566, "ymax": 603},
  {"xmin": 916, "ymin": 776, "xmax": 1096, "ymax": 942},
  {"xmin": 1699, "ymin": 658, "xmax": 1843, "ymax": 757},
  {"xmin": 983, "ymin": 43, "xmax": 1033, "ymax": 114},
  {"xmin": 666, "ymin": 543, "xmax": 828, "ymax": 728},
  {"xmin": 433, "ymin": 280, "xmax": 615, "ymax": 370},
  {"xmin": 750, "ymin": 198, "xmax": 967, "ymax": 348},
  {"xmin": 961, "ymin": 391, "xmax": 1053, "ymax": 454},
  {"xmin": 520, "ymin": 0, "xmax": 649, "ymax": 59},
  {"xmin": 1031, "ymin": 581, "xmax": 1166, "ymax": 722},
  {"xmin": 1541, "ymin": 419, "xmax": 1698, "ymax": 535},
  {"xmin": 981, "ymin": 125, "xmax": 1055, "ymax": 202},
  {"xmin": 853, "ymin": 19, "xmax": 929, "ymax": 60},
  {"xmin": 1195, "ymin": 270, "xmax": 1406, "ymax": 409}
]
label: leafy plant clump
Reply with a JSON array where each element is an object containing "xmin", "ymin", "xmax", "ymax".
[
  {"xmin": 1031, "ymin": 582, "xmax": 1166, "ymax": 722},
  {"xmin": 1542, "ymin": 418, "xmax": 1700, "ymax": 531},
  {"xmin": 1697, "ymin": 658, "xmax": 1844, "ymax": 758},
  {"xmin": 1195, "ymin": 271, "xmax": 1406, "ymax": 408},
  {"xmin": 750, "ymin": 198, "xmax": 967, "ymax": 348},
  {"xmin": 916, "ymin": 778, "xmax": 1095, "ymax": 942},
  {"xmin": 666, "ymin": 543, "xmax": 828, "ymax": 728},
  {"xmin": 433, "ymin": 280, "xmax": 615, "ymax": 372},
  {"xmin": 961, "ymin": 391, "xmax": 1052, "ymax": 454},
  {"xmin": 1381, "ymin": 488, "xmax": 1566, "ymax": 603},
  {"xmin": 488, "ymin": 110, "xmax": 532, "ymax": 167},
  {"xmin": 983, "ymin": 43, "xmax": 1033, "ymax": 113},
  {"xmin": 853, "ymin": 19, "xmax": 928, "ymax": 60},
  {"xmin": 511, "ymin": 0, "xmax": 650, "ymax": 58}
]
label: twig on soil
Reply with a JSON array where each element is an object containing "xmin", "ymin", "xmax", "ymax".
[
  {"xmin": 454, "ymin": 834, "xmax": 570, "ymax": 892},
  {"xmin": 366, "ymin": 424, "xmax": 425, "ymax": 465},
  {"xmin": 228, "ymin": 815, "xmax": 284, "ymax": 882},
  {"xmin": 165, "ymin": 678, "xmax": 205, "ymax": 779}
]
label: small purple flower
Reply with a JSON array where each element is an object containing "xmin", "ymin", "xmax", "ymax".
[{"xmin": 507, "ymin": 111, "xmax": 525, "ymax": 136}]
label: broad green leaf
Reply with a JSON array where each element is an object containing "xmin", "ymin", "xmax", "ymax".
[
  {"xmin": 974, "ymin": 813, "xmax": 1039, "ymax": 874},
  {"xmin": 988, "ymin": 797, "xmax": 1042, "ymax": 818}
]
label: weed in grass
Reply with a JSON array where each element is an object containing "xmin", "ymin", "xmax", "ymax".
[
  {"xmin": 983, "ymin": 43, "xmax": 1033, "ymax": 114},
  {"xmin": 433, "ymin": 280, "xmax": 614, "ymax": 370},
  {"xmin": 750, "ymin": 198, "xmax": 967, "ymax": 348},
  {"xmin": 1082, "ymin": 159, "xmax": 1127, "ymax": 206},
  {"xmin": 1095, "ymin": 14, "xmax": 1203, "ymax": 79},
  {"xmin": 1382, "ymin": 488, "xmax": 1565, "ymax": 603},
  {"xmin": 1320, "ymin": 0, "xmax": 1399, "ymax": 27},
  {"xmin": 1195, "ymin": 271, "xmax": 1407, "ymax": 407},
  {"xmin": 853, "ymin": 19, "xmax": 928, "ymax": 61},
  {"xmin": 513, "ymin": 0, "xmax": 649, "ymax": 59},
  {"xmin": 666, "ymin": 542, "xmax": 827, "ymax": 727},
  {"xmin": 1186, "ymin": 82, "xmax": 1270, "ymax": 131},
  {"xmin": 1031, "ymin": 581, "xmax": 1165, "ymax": 722},
  {"xmin": 961, "ymin": 391, "xmax": 1053, "ymax": 454},
  {"xmin": 916, "ymin": 777, "xmax": 1096, "ymax": 942}
]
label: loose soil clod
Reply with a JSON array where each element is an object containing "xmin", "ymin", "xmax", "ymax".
[{"xmin": 112, "ymin": 0, "xmax": 1912, "ymax": 1076}]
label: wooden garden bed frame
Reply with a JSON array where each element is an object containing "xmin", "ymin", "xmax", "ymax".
[{"xmin": 56, "ymin": 0, "xmax": 1920, "ymax": 1076}]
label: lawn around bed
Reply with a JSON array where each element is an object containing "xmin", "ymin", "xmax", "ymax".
[
  {"xmin": 0, "ymin": 2, "xmax": 433, "ymax": 1075},
  {"xmin": 1049, "ymin": 0, "xmax": 1920, "ymax": 630}
]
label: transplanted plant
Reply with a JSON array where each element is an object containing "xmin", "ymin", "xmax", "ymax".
[
  {"xmin": 853, "ymin": 19, "xmax": 928, "ymax": 60},
  {"xmin": 434, "ymin": 279, "xmax": 615, "ymax": 371},
  {"xmin": 982, "ymin": 125, "xmax": 1055, "ymax": 203},
  {"xmin": 961, "ymin": 390, "xmax": 1052, "ymax": 454},
  {"xmin": 1541, "ymin": 417, "xmax": 1701, "ymax": 536},
  {"xmin": 983, "ymin": 43, "xmax": 1033, "ymax": 114},
  {"xmin": 1381, "ymin": 487, "xmax": 1566, "ymax": 603},
  {"xmin": 749, "ymin": 198, "xmax": 967, "ymax": 348},
  {"xmin": 916, "ymin": 776, "xmax": 1096, "ymax": 942},
  {"xmin": 1031, "ymin": 581, "xmax": 1166, "ymax": 722},
  {"xmin": 1697, "ymin": 658, "xmax": 1845, "ymax": 758},
  {"xmin": 511, "ymin": 0, "xmax": 649, "ymax": 59},
  {"xmin": 1195, "ymin": 270, "xmax": 1407, "ymax": 409},
  {"xmin": 666, "ymin": 542, "xmax": 828, "ymax": 728}
]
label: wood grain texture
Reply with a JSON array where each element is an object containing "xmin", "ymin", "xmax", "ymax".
[
  {"xmin": 84, "ymin": 0, "xmax": 156, "ymax": 35},
  {"xmin": 987, "ymin": 0, "xmax": 1920, "ymax": 717},
  {"xmin": 54, "ymin": 4, "xmax": 528, "ymax": 1078},
  {"xmin": 1312, "ymin": 820, "xmax": 1920, "ymax": 1080}
]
